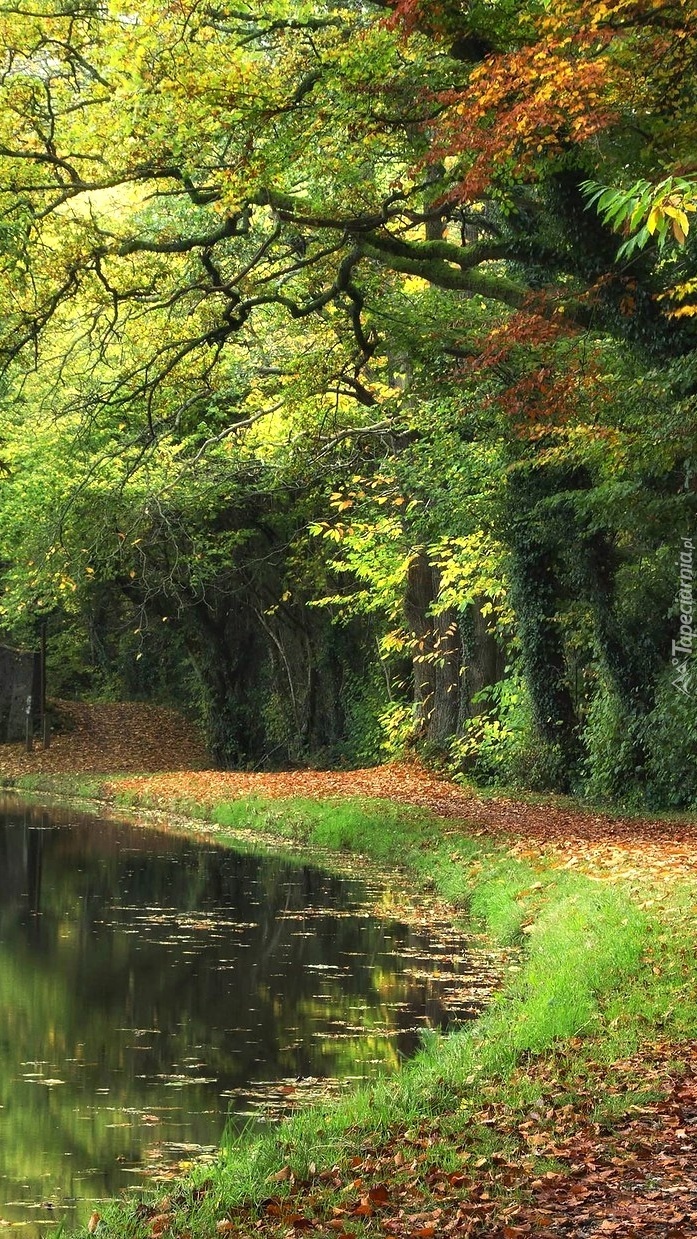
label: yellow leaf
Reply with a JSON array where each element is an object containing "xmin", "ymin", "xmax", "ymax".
[{"xmin": 664, "ymin": 206, "xmax": 690, "ymax": 235}]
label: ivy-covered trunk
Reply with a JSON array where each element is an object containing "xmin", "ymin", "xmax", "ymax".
[
  {"xmin": 182, "ymin": 602, "xmax": 266, "ymax": 768},
  {"xmin": 510, "ymin": 540, "xmax": 578, "ymax": 756},
  {"xmin": 580, "ymin": 529, "xmax": 658, "ymax": 712},
  {"xmin": 506, "ymin": 466, "xmax": 580, "ymax": 789}
]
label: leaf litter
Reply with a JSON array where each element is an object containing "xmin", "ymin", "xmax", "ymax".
[{"xmin": 136, "ymin": 1044, "xmax": 697, "ymax": 1239}]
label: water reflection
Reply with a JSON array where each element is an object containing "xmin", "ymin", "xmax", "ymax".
[{"xmin": 0, "ymin": 797, "xmax": 485, "ymax": 1232}]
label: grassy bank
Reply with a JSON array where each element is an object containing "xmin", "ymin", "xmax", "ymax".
[{"xmin": 6, "ymin": 776, "xmax": 697, "ymax": 1236}]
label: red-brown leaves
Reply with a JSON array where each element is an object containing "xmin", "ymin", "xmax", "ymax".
[
  {"xmin": 489, "ymin": 1047, "xmax": 697, "ymax": 1237},
  {"xmin": 469, "ymin": 312, "xmax": 577, "ymax": 372},
  {"xmin": 385, "ymin": 0, "xmax": 457, "ymax": 39},
  {"xmin": 390, "ymin": 0, "xmax": 697, "ymax": 200},
  {"xmin": 434, "ymin": 43, "xmax": 617, "ymax": 200},
  {"xmin": 457, "ymin": 308, "xmax": 605, "ymax": 432},
  {"xmin": 0, "ymin": 699, "xmax": 208, "ymax": 777}
]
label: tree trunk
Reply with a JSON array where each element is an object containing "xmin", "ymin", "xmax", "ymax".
[
  {"xmin": 403, "ymin": 550, "xmax": 461, "ymax": 746},
  {"xmin": 460, "ymin": 596, "xmax": 507, "ymax": 723},
  {"xmin": 182, "ymin": 602, "xmax": 264, "ymax": 767},
  {"xmin": 581, "ymin": 530, "xmax": 655, "ymax": 711},
  {"xmin": 510, "ymin": 537, "xmax": 579, "ymax": 771}
]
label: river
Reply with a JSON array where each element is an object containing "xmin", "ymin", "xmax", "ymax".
[{"xmin": 0, "ymin": 796, "xmax": 493, "ymax": 1233}]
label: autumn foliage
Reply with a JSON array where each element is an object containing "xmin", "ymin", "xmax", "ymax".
[
  {"xmin": 0, "ymin": 0, "xmax": 696, "ymax": 799},
  {"xmin": 391, "ymin": 0, "xmax": 697, "ymax": 199}
]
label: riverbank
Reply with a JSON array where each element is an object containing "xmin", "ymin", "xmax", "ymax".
[{"xmin": 5, "ymin": 771, "xmax": 697, "ymax": 1237}]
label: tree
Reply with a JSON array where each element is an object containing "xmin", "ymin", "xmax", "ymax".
[{"xmin": 0, "ymin": 0, "xmax": 696, "ymax": 797}]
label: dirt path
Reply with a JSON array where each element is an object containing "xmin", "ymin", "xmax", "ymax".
[
  {"xmin": 103, "ymin": 763, "xmax": 697, "ymax": 886},
  {"xmin": 0, "ymin": 699, "xmax": 208, "ymax": 775},
  {"xmin": 3, "ymin": 703, "xmax": 697, "ymax": 882}
]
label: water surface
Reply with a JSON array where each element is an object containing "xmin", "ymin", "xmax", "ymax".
[{"xmin": 0, "ymin": 797, "xmax": 490, "ymax": 1232}]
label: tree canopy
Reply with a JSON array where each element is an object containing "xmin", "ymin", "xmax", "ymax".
[{"xmin": 1, "ymin": 0, "xmax": 696, "ymax": 804}]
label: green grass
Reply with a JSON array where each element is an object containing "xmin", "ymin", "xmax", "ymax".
[
  {"xmin": 1, "ymin": 772, "xmax": 108, "ymax": 798},
  {"xmin": 6, "ymin": 778, "xmax": 697, "ymax": 1237},
  {"xmin": 98, "ymin": 834, "xmax": 672, "ymax": 1239}
]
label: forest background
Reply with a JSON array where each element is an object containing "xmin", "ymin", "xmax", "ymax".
[{"xmin": 1, "ymin": 0, "xmax": 696, "ymax": 809}]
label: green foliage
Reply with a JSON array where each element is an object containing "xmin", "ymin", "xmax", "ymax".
[
  {"xmin": 378, "ymin": 700, "xmax": 415, "ymax": 760},
  {"xmin": 449, "ymin": 674, "xmax": 572, "ymax": 794},
  {"xmin": 582, "ymin": 176, "xmax": 697, "ymax": 258},
  {"xmin": 581, "ymin": 685, "xmax": 643, "ymax": 806},
  {"xmin": 582, "ymin": 666, "xmax": 697, "ymax": 811},
  {"xmin": 642, "ymin": 669, "xmax": 697, "ymax": 807},
  {"xmin": 332, "ymin": 668, "xmax": 416, "ymax": 767},
  {"xmin": 0, "ymin": 0, "xmax": 696, "ymax": 805},
  {"xmin": 448, "ymin": 676, "xmax": 529, "ymax": 784}
]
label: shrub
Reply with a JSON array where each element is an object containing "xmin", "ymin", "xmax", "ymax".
[{"xmin": 641, "ymin": 667, "xmax": 697, "ymax": 808}]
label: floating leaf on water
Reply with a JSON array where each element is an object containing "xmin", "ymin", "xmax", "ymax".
[{"xmin": 163, "ymin": 1078, "xmax": 217, "ymax": 1087}]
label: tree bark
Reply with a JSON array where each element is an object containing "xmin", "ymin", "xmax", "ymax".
[
  {"xmin": 460, "ymin": 597, "xmax": 507, "ymax": 722},
  {"xmin": 403, "ymin": 550, "xmax": 461, "ymax": 745}
]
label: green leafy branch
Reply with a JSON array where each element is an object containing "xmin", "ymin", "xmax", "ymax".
[{"xmin": 581, "ymin": 175, "xmax": 697, "ymax": 259}]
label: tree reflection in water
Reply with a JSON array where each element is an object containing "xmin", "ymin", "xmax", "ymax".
[{"xmin": 0, "ymin": 797, "xmax": 486, "ymax": 1234}]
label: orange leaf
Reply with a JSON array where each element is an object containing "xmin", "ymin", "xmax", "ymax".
[{"xmin": 368, "ymin": 1185, "xmax": 390, "ymax": 1206}]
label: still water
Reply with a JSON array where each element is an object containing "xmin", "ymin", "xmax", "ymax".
[{"xmin": 0, "ymin": 797, "xmax": 489, "ymax": 1231}]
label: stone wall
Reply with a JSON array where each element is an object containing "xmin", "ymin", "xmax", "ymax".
[{"xmin": 0, "ymin": 645, "xmax": 40, "ymax": 743}]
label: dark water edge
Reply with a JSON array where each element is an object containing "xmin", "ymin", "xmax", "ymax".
[{"xmin": 0, "ymin": 796, "xmax": 496, "ymax": 1235}]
